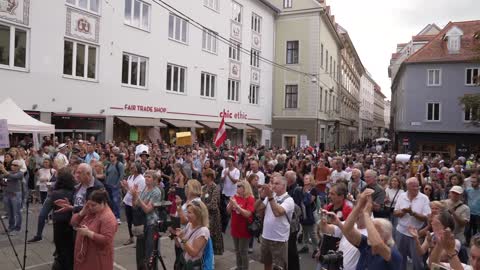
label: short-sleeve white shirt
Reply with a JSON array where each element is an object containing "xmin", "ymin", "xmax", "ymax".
[
  {"xmin": 222, "ymin": 167, "xmax": 240, "ymax": 197},
  {"xmin": 394, "ymin": 192, "xmax": 431, "ymax": 236},
  {"xmin": 261, "ymin": 192, "xmax": 295, "ymax": 242},
  {"xmin": 123, "ymin": 174, "xmax": 146, "ymax": 206}
]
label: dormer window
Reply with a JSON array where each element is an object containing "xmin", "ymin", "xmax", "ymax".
[{"xmin": 445, "ymin": 26, "xmax": 463, "ymax": 54}]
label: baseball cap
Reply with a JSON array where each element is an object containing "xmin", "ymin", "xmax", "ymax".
[
  {"xmin": 450, "ymin": 185, "xmax": 464, "ymax": 195},
  {"xmin": 56, "ymin": 143, "xmax": 67, "ymax": 151}
]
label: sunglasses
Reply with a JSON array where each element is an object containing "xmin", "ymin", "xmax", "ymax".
[
  {"xmin": 237, "ymin": 184, "xmax": 244, "ymax": 188},
  {"xmin": 190, "ymin": 200, "xmax": 201, "ymax": 207}
]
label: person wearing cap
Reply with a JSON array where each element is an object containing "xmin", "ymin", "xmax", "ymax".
[
  {"xmin": 443, "ymin": 186, "xmax": 470, "ymax": 245},
  {"xmin": 0, "ymin": 160, "xmax": 24, "ymax": 235},
  {"xmin": 54, "ymin": 143, "xmax": 69, "ymax": 169}
]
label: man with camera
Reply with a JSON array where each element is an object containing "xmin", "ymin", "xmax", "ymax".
[{"xmin": 257, "ymin": 174, "xmax": 295, "ymax": 270}]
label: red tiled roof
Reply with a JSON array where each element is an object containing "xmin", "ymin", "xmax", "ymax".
[
  {"xmin": 406, "ymin": 20, "xmax": 480, "ymax": 63},
  {"xmin": 412, "ymin": 35, "xmax": 436, "ymax": 42}
]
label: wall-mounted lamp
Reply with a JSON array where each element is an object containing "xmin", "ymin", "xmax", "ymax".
[
  {"xmin": 67, "ymin": 107, "xmax": 72, "ymax": 112},
  {"xmin": 100, "ymin": 109, "xmax": 105, "ymax": 114},
  {"xmin": 32, "ymin": 104, "xmax": 38, "ymax": 110}
]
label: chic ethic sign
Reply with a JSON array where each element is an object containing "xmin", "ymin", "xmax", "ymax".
[
  {"xmin": 0, "ymin": 0, "xmax": 30, "ymax": 25},
  {"xmin": 229, "ymin": 61, "xmax": 241, "ymax": 80},
  {"xmin": 230, "ymin": 22, "xmax": 242, "ymax": 42},
  {"xmin": 0, "ymin": 119, "xmax": 10, "ymax": 148},
  {"xmin": 66, "ymin": 7, "xmax": 99, "ymax": 43},
  {"xmin": 252, "ymin": 32, "xmax": 261, "ymax": 50},
  {"xmin": 219, "ymin": 109, "xmax": 247, "ymax": 120}
]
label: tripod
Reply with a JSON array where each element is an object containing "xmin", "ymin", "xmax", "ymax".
[{"xmin": 147, "ymin": 226, "xmax": 167, "ymax": 270}]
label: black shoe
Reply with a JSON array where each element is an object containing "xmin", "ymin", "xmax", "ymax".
[
  {"xmin": 27, "ymin": 236, "xmax": 42, "ymax": 243},
  {"xmin": 298, "ymin": 246, "xmax": 309, "ymax": 254}
]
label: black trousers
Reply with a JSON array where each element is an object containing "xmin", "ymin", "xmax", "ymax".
[
  {"xmin": 125, "ymin": 205, "xmax": 134, "ymax": 238},
  {"xmin": 52, "ymin": 221, "xmax": 74, "ymax": 270},
  {"xmin": 288, "ymin": 231, "xmax": 300, "ymax": 270}
]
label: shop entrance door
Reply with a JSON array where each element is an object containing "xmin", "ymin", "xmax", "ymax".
[{"xmin": 282, "ymin": 135, "xmax": 297, "ymax": 149}]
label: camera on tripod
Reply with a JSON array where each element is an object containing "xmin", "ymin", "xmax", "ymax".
[{"xmin": 319, "ymin": 250, "xmax": 343, "ymax": 270}]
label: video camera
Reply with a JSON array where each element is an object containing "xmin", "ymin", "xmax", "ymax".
[{"xmin": 319, "ymin": 250, "xmax": 343, "ymax": 270}]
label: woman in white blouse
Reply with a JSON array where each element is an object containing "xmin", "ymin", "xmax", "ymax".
[
  {"xmin": 36, "ymin": 158, "xmax": 56, "ymax": 204},
  {"xmin": 384, "ymin": 175, "xmax": 405, "ymax": 229}
]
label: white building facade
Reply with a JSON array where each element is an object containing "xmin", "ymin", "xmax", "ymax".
[
  {"xmin": 0, "ymin": 0, "xmax": 277, "ymax": 145},
  {"xmin": 359, "ymin": 72, "xmax": 375, "ymax": 140},
  {"xmin": 384, "ymin": 100, "xmax": 390, "ymax": 131}
]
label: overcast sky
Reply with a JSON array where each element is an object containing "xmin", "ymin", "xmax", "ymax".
[{"xmin": 328, "ymin": 0, "xmax": 480, "ymax": 100}]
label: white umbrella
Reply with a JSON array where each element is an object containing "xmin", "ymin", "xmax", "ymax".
[{"xmin": 375, "ymin": 137, "xmax": 391, "ymax": 142}]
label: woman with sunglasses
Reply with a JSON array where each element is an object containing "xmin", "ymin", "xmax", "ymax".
[
  {"xmin": 227, "ymin": 180, "xmax": 255, "ymax": 270},
  {"xmin": 171, "ymin": 200, "xmax": 210, "ymax": 270},
  {"xmin": 201, "ymin": 168, "xmax": 223, "ymax": 255},
  {"xmin": 71, "ymin": 189, "xmax": 118, "ymax": 270}
]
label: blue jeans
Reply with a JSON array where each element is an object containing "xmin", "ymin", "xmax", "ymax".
[
  {"xmin": 395, "ymin": 230, "xmax": 424, "ymax": 270},
  {"xmin": 106, "ymin": 185, "xmax": 121, "ymax": 219},
  {"xmin": 35, "ymin": 197, "xmax": 53, "ymax": 238},
  {"xmin": 4, "ymin": 191, "xmax": 22, "ymax": 231}
]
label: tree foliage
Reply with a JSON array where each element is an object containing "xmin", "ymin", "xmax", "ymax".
[{"xmin": 459, "ymin": 43, "xmax": 480, "ymax": 125}]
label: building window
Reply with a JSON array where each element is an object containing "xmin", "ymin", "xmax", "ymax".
[
  {"xmin": 319, "ymin": 87, "xmax": 323, "ymax": 111},
  {"xmin": 286, "ymin": 41, "xmax": 299, "ymax": 64},
  {"xmin": 333, "ymin": 60, "xmax": 336, "ymax": 79},
  {"xmin": 329, "ymin": 56, "xmax": 332, "ymax": 74},
  {"xmin": 448, "ymin": 36, "xmax": 460, "ymax": 53},
  {"xmin": 63, "ymin": 40, "xmax": 97, "ymax": 80},
  {"xmin": 249, "ymin": 84, "xmax": 259, "ymax": 104},
  {"xmin": 203, "ymin": 0, "xmax": 218, "ymax": 11},
  {"xmin": 426, "ymin": 102, "xmax": 440, "ymax": 121},
  {"xmin": 228, "ymin": 79, "xmax": 240, "ymax": 101},
  {"xmin": 202, "ymin": 29, "xmax": 218, "ymax": 54},
  {"xmin": 232, "ymin": 1, "xmax": 242, "ymax": 23},
  {"xmin": 124, "ymin": 0, "xmax": 150, "ymax": 30},
  {"xmin": 251, "ymin": 13, "xmax": 261, "ymax": 33},
  {"xmin": 200, "ymin": 72, "xmax": 216, "ymax": 98},
  {"xmin": 0, "ymin": 24, "xmax": 27, "ymax": 69},
  {"xmin": 320, "ymin": 44, "xmax": 324, "ymax": 68},
  {"xmin": 326, "ymin": 50, "xmax": 329, "ymax": 73},
  {"xmin": 229, "ymin": 41, "xmax": 241, "ymax": 61},
  {"xmin": 283, "ymin": 0, "xmax": 292, "ymax": 8},
  {"xmin": 250, "ymin": 49, "xmax": 260, "ymax": 68},
  {"xmin": 427, "ymin": 69, "xmax": 441, "ymax": 86},
  {"xmin": 466, "ymin": 68, "xmax": 479, "ymax": 86},
  {"xmin": 285, "ymin": 85, "xmax": 298, "ymax": 108},
  {"xmin": 464, "ymin": 106, "xmax": 478, "ymax": 121},
  {"xmin": 168, "ymin": 13, "xmax": 188, "ymax": 43},
  {"xmin": 121, "ymin": 53, "xmax": 147, "ymax": 87},
  {"xmin": 66, "ymin": 0, "xmax": 99, "ymax": 13},
  {"xmin": 166, "ymin": 63, "xmax": 186, "ymax": 93}
]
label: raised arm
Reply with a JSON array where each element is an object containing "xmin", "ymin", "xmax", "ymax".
[
  {"xmin": 342, "ymin": 189, "xmax": 374, "ymax": 247},
  {"xmin": 363, "ymin": 199, "xmax": 392, "ymax": 261}
]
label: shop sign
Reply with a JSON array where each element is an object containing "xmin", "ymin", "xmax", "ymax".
[
  {"xmin": 402, "ymin": 138, "xmax": 409, "ymax": 146},
  {"xmin": 219, "ymin": 109, "xmax": 247, "ymax": 120},
  {"xmin": 124, "ymin": 104, "xmax": 167, "ymax": 113},
  {"xmin": 66, "ymin": 7, "xmax": 99, "ymax": 43},
  {"xmin": 0, "ymin": 119, "xmax": 9, "ymax": 148},
  {"xmin": 129, "ymin": 127, "xmax": 138, "ymax": 141},
  {"xmin": 0, "ymin": 0, "xmax": 30, "ymax": 25}
]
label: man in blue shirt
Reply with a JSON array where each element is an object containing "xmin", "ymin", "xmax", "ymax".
[
  {"xmin": 340, "ymin": 188, "xmax": 402, "ymax": 270},
  {"xmin": 84, "ymin": 143, "xmax": 99, "ymax": 164},
  {"xmin": 466, "ymin": 175, "xmax": 480, "ymax": 244}
]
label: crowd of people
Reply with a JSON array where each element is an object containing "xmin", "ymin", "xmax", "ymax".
[{"xmin": 0, "ymin": 136, "xmax": 479, "ymax": 270}]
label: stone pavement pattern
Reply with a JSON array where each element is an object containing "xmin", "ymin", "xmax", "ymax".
[{"xmin": 0, "ymin": 204, "xmax": 317, "ymax": 270}]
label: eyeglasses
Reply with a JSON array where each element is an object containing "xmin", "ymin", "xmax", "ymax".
[
  {"xmin": 237, "ymin": 184, "xmax": 244, "ymax": 188},
  {"xmin": 189, "ymin": 200, "xmax": 201, "ymax": 207}
]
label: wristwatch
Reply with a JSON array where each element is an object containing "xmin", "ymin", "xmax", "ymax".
[
  {"xmin": 181, "ymin": 239, "xmax": 187, "ymax": 244},
  {"xmin": 447, "ymin": 251, "xmax": 458, "ymax": 260}
]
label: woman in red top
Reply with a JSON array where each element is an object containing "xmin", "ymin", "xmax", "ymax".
[
  {"xmin": 227, "ymin": 180, "xmax": 255, "ymax": 270},
  {"xmin": 71, "ymin": 189, "xmax": 118, "ymax": 270}
]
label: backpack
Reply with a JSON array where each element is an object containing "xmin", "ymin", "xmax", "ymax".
[
  {"xmin": 202, "ymin": 237, "xmax": 214, "ymax": 270},
  {"xmin": 278, "ymin": 194, "xmax": 302, "ymax": 233}
]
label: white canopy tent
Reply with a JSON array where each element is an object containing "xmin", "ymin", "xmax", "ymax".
[{"xmin": 0, "ymin": 98, "xmax": 55, "ymax": 134}]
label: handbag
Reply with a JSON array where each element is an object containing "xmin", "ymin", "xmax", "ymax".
[
  {"xmin": 247, "ymin": 215, "xmax": 263, "ymax": 238},
  {"xmin": 132, "ymin": 206, "xmax": 146, "ymax": 236},
  {"xmin": 388, "ymin": 189, "xmax": 400, "ymax": 213}
]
